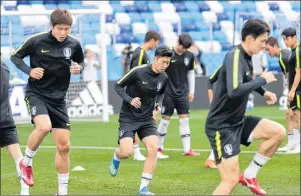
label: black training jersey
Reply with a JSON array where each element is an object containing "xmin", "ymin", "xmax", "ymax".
[
  {"xmin": 11, "ymin": 31, "xmax": 84, "ymax": 101},
  {"xmin": 279, "ymin": 49, "xmax": 291, "ymax": 75},
  {"xmin": 206, "ymin": 45, "xmax": 267, "ymax": 129},
  {"xmin": 0, "ymin": 61, "xmax": 15, "ymax": 128},
  {"xmin": 115, "ymin": 64, "xmax": 168, "ymax": 121},
  {"xmin": 165, "ymin": 49, "xmax": 195, "ymax": 98},
  {"xmin": 208, "ymin": 65, "xmax": 222, "ymax": 90},
  {"xmin": 129, "ymin": 47, "xmax": 150, "ymax": 69},
  {"xmin": 288, "ymin": 45, "xmax": 301, "ymax": 91}
]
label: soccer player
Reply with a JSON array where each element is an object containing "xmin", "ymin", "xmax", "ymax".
[
  {"xmin": 205, "ymin": 19, "xmax": 286, "ymax": 195},
  {"xmin": 109, "ymin": 46, "xmax": 172, "ymax": 195},
  {"xmin": 281, "ymin": 28, "xmax": 300, "ymax": 153},
  {"xmin": 265, "ymin": 36, "xmax": 296, "ymax": 152},
  {"xmin": 10, "ymin": 9, "xmax": 84, "ymax": 195},
  {"xmin": 157, "ymin": 33, "xmax": 199, "ymax": 159},
  {"xmin": 129, "ymin": 30, "xmax": 161, "ymax": 161},
  {"xmin": 1, "ymin": 59, "xmax": 29, "ymax": 195}
]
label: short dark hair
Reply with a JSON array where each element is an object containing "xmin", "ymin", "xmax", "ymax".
[
  {"xmin": 144, "ymin": 30, "xmax": 161, "ymax": 42},
  {"xmin": 281, "ymin": 28, "xmax": 296, "ymax": 37},
  {"xmin": 50, "ymin": 8, "xmax": 73, "ymax": 27},
  {"xmin": 155, "ymin": 46, "xmax": 173, "ymax": 58},
  {"xmin": 241, "ymin": 19, "xmax": 270, "ymax": 41},
  {"xmin": 266, "ymin": 36, "xmax": 279, "ymax": 47},
  {"xmin": 178, "ymin": 33, "xmax": 192, "ymax": 49}
]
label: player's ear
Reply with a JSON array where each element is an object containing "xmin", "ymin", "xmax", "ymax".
[{"xmin": 50, "ymin": 24, "xmax": 54, "ymax": 30}]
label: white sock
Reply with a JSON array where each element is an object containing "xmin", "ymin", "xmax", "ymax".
[
  {"xmin": 208, "ymin": 150, "xmax": 215, "ymax": 160},
  {"xmin": 15, "ymin": 157, "xmax": 29, "ymax": 195},
  {"xmin": 179, "ymin": 118, "xmax": 191, "ymax": 153},
  {"xmin": 140, "ymin": 173, "xmax": 152, "ymax": 190},
  {"xmin": 244, "ymin": 152, "xmax": 270, "ymax": 179},
  {"xmin": 157, "ymin": 119, "xmax": 170, "ymax": 150},
  {"xmin": 23, "ymin": 147, "xmax": 37, "ymax": 166},
  {"xmin": 133, "ymin": 144, "xmax": 141, "ymax": 155},
  {"xmin": 288, "ymin": 132, "xmax": 294, "ymax": 147},
  {"xmin": 58, "ymin": 173, "xmax": 69, "ymax": 195},
  {"xmin": 113, "ymin": 152, "xmax": 120, "ymax": 161},
  {"xmin": 293, "ymin": 129, "xmax": 300, "ymax": 147}
]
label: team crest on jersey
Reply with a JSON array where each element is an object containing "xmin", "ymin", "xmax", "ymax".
[
  {"xmin": 157, "ymin": 82, "xmax": 162, "ymax": 91},
  {"xmin": 31, "ymin": 106, "xmax": 36, "ymax": 116},
  {"xmin": 184, "ymin": 57, "xmax": 190, "ymax": 66},
  {"xmin": 63, "ymin": 47, "xmax": 72, "ymax": 59}
]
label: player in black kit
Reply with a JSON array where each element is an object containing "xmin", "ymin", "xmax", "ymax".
[
  {"xmin": 1, "ymin": 59, "xmax": 29, "ymax": 195},
  {"xmin": 10, "ymin": 9, "xmax": 84, "ymax": 195},
  {"xmin": 109, "ymin": 46, "xmax": 173, "ymax": 195},
  {"xmin": 157, "ymin": 34, "xmax": 199, "ymax": 159},
  {"xmin": 205, "ymin": 19, "xmax": 286, "ymax": 195}
]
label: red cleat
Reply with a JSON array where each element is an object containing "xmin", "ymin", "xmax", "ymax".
[
  {"xmin": 183, "ymin": 149, "xmax": 200, "ymax": 156},
  {"xmin": 239, "ymin": 173, "xmax": 266, "ymax": 195},
  {"xmin": 204, "ymin": 159, "xmax": 217, "ymax": 169},
  {"xmin": 19, "ymin": 160, "xmax": 34, "ymax": 187}
]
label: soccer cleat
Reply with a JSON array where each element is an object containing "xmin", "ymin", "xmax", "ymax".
[
  {"xmin": 286, "ymin": 145, "xmax": 300, "ymax": 154},
  {"xmin": 183, "ymin": 149, "xmax": 200, "ymax": 156},
  {"xmin": 157, "ymin": 148, "xmax": 169, "ymax": 159},
  {"xmin": 239, "ymin": 173, "xmax": 266, "ymax": 195},
  {"xmin": 133, "ymin": 152, "xmax": 146, "ymax": 161},
  {"xmin": 138, "ymin": 187, "xmax": 155, "ymax": 195},
  {"xmin": 19, "ymin": 160, "xmax": 34, "ymax": 187},
  {"xmin": 109, "ymin": 158, "xmax": 120, "ymax": 177},
  {"xmin": 277, "ymin": 144, "xmax": 294, "ymax": 152},
  {"xmin": 204, "ymin": 159, "xmax": 217, "ymax": 169}
]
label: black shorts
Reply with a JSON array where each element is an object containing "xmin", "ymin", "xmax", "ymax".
[
  {"xmin": 25, "ymin": 93, "xmax": 70, "ymax": 130},
  {"xmin": 161, "ymin": 93, "xmax": 189, "ymax": 116},
  {"xmin": 0, "ymin": 126, "xmax": 19, "ymax": 148},
  {"xmin": 290, "ymin": 91, "xmax": 301, "ymax": 111},
  {"xmin": 206, "ymin": 116, "xmax": 262, "ymax": 164},
  {"xmin": 118, "ymin": 118, "xmax": 158, "ymax": 144}
]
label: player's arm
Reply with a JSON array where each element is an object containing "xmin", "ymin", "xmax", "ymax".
[
  {"xmin": 70, "ymin": 42, "xmax": 85, "ymax": 74},
  {"xmin": 154, "ymin": 77, "xmax": 168, "ymax": 111},
  {"xmin": 288, "ymin": 47, "xmax": 301, "ymax": 101},
  {"xmin": 114, "ymin": 68, "xmax": 138, "ymax": 103},
  {"xmin": 10, "ymin": 37, "xmax": 35, "ymax": 75},
  {"xmin": 187, "ymin": 55, "xmax": 196, "ymax": 102},
  {"xmin": 207, "ymin": 65, "xmax": 221, "ymax": 103},
  {"xmin": 130, "ymin": 49, "xmax": 144, "ymax": 69},
  {"xmin": 226, "ymin": 50, "xmax": 267, "ymax": 99}
]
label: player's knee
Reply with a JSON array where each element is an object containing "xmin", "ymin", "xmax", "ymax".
[
  {"xmin": 36, "ymin": 124, "xmax": 52, "ymax": 133},
  {"xmin": 274, "ymin": 124, "xmax": 286, "ymax": 141},
  {"xmin": 119, "ymin": 149, "xmax": 132, "ymax": 159},
  {"xmin": 221, "ymin": 174, "xmax": 239, "ymax": 186},
  {"xmin": 57, "ymin": 142, "xmax": 70, "ymax": 155},
  {"xmin": 146, "ymin": 143, "xmax": 158, "ymax": 156},
  {"xmin": 162, "ymin": 115, "xmax": 171, "ymax": 121}
]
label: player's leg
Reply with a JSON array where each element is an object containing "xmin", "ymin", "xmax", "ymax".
[
  {"xmin": 133, "ymin": 133, "xmax": 146, "ymax": 161},
  {"xmin": 1, "ymin": 127, "xmax": 29, "ymax": 195},
  {"xmin": 110, "ymin": 122, "xmax": 135, "ymax": 177},
  {"xmin": 138, "ymin": 122, "xmax": 158, "ymax": 195},
  {"xmin": 157, "ymin": 94, "xmax": 174, "ymax": 159},
  {"xmin": 289, "ymin": 108, "xmax": 300, "ymax": 153},
  {"xmin": 278, "ymin": 109, "xmax": 294, "ymax": 151},
  {"xmin": 204, "ymin": 150, "xmax": 217, "ymax": 169},
  {"xmin": 176, "ymin": 96, "xmax": 199, "ymax": 156},
  {"xmin": 240, "ymin": 117, "xmax": 286, "ymax": 195},
  {"xmin": 20, "ymin": 95, "xmax": 52, "ymax": 186}
]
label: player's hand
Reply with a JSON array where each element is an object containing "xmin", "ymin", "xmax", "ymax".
[
  {"xmin": 260, "ymin": 70, "xmax": 277, "ymax": 84},
  {"xmin": 152, "ymin": 109, "xmax": 158, "ymax": 123},
  {"xmin": 264, "ymin": 91, "xmax": 277, "ymax": 105},
  {"xmin": 188, "ymin": 93, "xmax": 194, "ymax": 102},
  {"xmin": 130, "ymin": 97, "xmax": 141, "ymax": 109},
  {"xmin": 30, "ymin": 68, "xmax": 44, "ymax": 80},
  {"xmin": 70, "ymin": 62, "xmax": 81, "ymax": 74},
  {"xmin": 287, "ymin": 90, "xmax": 295, "ymax": 102}
]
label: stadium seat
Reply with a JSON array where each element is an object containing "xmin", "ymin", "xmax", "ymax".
[
  {"xmin": 190, "ymin": 12, "xmax": 204, "ymax": 22},
  {"xmin": 119, "ymin": 24, "xmax": 132, "ymax": 34},
  {"xmin": 182, "ymin": 22, "xmax": 197, "ymax": 32},
  {"xmin": 115, "ymin": 12, "xmax": 131, "ymax": 25},
  {"xmin": 132, "ymin": 22, "xmax": 148, "ymax": 35},
  {"xmin": 147, "ymin": 22, "xmax": 159, "ymax": 32},
  {"xmin": 162, "ymin": 31, "xmax": 178, "ymax": 47},
  {"xmin": 212, "ymin": 23, "xmax": 221, "ymax": 31},
  {"xmin": 124, "ymin": 5, "xmax": 138, "ymax": 13},
  {"xmin": 110, "ymin": 3, "xmax": 125, "ymax": 13},
  {"xmin": 202, "ymin": 11, "xmax": 217, "ymax": 23},
  {"xmin": 148, "ymin": 2, "xmax": 161, "ymax": 12},
  {"xmin": 153, "ymin": 12, "xmax": 180, "ymax": 24},
  {"xmin": 268, "ymin": 2, "xmax": 280, "ymax": 11},
  {"xmin": 57, "ymin": 4, "xmax": 71, "ymax": 9},
  {"xmin": 45, "ymin": 4, "xmax": 57, "ymax": 10},
  {"xmin": 213, "ymin": 31, "xmax": 228, "ymax": 42},
  {"xmin": 29, "ymin": 0, "xmax": 43, "ymax": 4},
  {"xmin": 206, "ymin": 1, "xmax": 224, "ymax": 13},
  {"xmin": 195, "ymin": 21, "xmax": 210, "ymax": 31},
  {"xmin": 120, "ymin": 1, "xmax": 134, "ymax": 6},
  {"xmin": 136, "ymin": 4, "xmax": 149, "ymax": 13},
  {"xmin": 140, "ymin": 12, "xmax": 154, "ymax": 23},
  {"xmin": 105, "ymin": 23, "xmax": 121, "ymax": 35},
  {"xmin": 135, "ymin": 34, "xmax": 145, "ymax": 44},
  {"xmin": 178, "ymin": 12, "xmax": 193, "ymax": 23},
  {"xmin": 106, "ymin": 15, "xmax": 115, "ymax": 23},
  {"xmin": 188, "ymin": 31, "xmax": 202, "ymax": 42},
  {"xmin": 217, "ymin": 13, "xmax": 229, "ymax": 22},
  {"xmin": 220, "ymin": 20, "xmax": 234, "ymax": 33},
  {"xmin": 161, "ymin": 2, "xmax": 176, "ymax": 13},
  {"xmin": 197, "ymin": 2, "xmax": 210, "ymax": 12},
  {"xmin": 184, "ymin": 1, "xmax": 199, "ymax": 12},
  {"xmin": 173, "ymin": 2, "xmax": 187, "ymax": 12},
  {"xmin": 2, "ymin": 1, "xmax": 17, "ymax": 7},
  {"xmin": 95, "ymin": 33, "xmax": 112, "ymax": 46},
  {"xmin": 128, "ymin": 13, "xmax": 143, "ymax": 23},
  {"xmin": 98, "ymin": 4, "xmax": 113, "ymax": 15},
  {"xmin": 220, "ymin": 42, "xmax": 232, "ymax": 51}
]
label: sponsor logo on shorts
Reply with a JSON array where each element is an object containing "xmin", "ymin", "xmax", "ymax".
[
  {"xmin": 119, "ymin": 130, "xmax": 124, "ymax": 137},
  {"xmin": 31, "ymin": 106, "xmax": 36, "ymax": 116},
  {"xmin": 224, "ymin": 144, "xmax": 233, "ymax": 155}
]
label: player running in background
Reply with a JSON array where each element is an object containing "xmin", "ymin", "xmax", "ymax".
[
  {"xmin": 109, "ymin": 46, "xmax": 172, "ymax": 195},
  {"xmin": 265, "ymin": 36, "xmax": 296, "ymax": 152},
  {"xmin": 10, "ymin": 9, "xmax": 84, "ymax": 195},
  {"xmin": 205, "ymin": 19, "xmax": 286, "ymax": 195},
  {"xmin": 281, "ymin": 28, "xmax": 300, "ymax": 153},
  {"xmin": 128, "ymin": 30, "xmax": 161, "ymax": 161},
  {"xmin": 1, "ymin": 59, "xmax": 29, "ymax": 195},
  {"xmin": 157, "ymin": 33, "xmax": 199, "ymax": 159}
]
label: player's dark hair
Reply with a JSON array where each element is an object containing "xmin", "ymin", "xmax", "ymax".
[
  {"xmin": 155, "ymin": 46, "xmax": 173, "ymax": 58},
  {"xmin": 144, "ymin": 30, "xmax": 161, "ymax": 42},
  {"xmin": 266, "ymin": 36, "xmax": 279, "ymax": 47},
  {"xmin": 241, "ymin": 19, "xmax": 270, "ymax": 41},
  {"xmin": 178, "ymin": 33, "xmax": 193, "ymax": 49},
  {"xmin": 50, "ymin": 8, "xmax": 73, "ymax": 27},
  {"xmin": 281, "ymin": 28, "xmax": 297, "ymax": 37}
]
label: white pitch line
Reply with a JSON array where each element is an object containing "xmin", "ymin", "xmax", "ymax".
[{"xmin": 20, "ymin": 145, "xmax": 289, "ymax": 155}]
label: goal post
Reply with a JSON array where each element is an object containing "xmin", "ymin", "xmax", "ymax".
[{"xmin": 2, "ymin": 9, "xmax": 110, "ymax": 123}]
